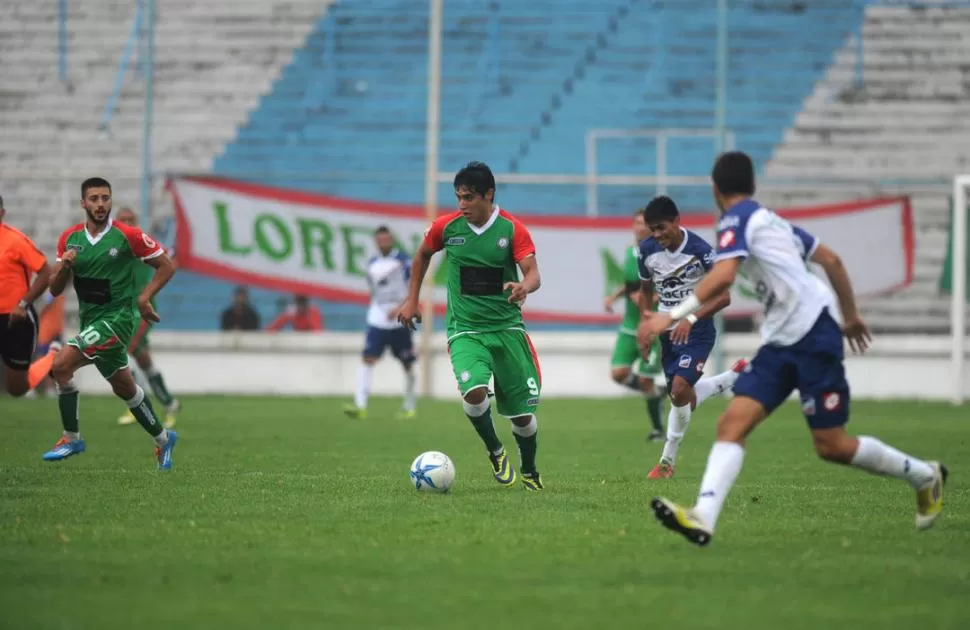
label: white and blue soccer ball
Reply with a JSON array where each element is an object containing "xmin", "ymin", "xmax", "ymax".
[{"xmin": 409, "ymin": 451, "xmax": 455, "ymax": 493}]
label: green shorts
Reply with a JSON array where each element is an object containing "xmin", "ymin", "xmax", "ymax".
[
  {"xmin": 68, "ymin": 312, "xmax": 135, "ymax": 379},
  {"xmin": 128, "ymin": 319, "xmax": 152, "ymax": 355},
  {"xmin": 448, "ymin": 328, "xmax": 541, "ymax": 418},
  {"xmin": 611, "ymin": 331, "xmax": 661, "ymax": 378}
]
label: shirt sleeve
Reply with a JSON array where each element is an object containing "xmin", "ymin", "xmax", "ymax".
[
  {"xmin": 119, "ymin": 225, "xmax": 165, "ymax": 260},
  {"xmin": 17, "ymin": 233, "xmax": 47, "ymax": 272},
  {"xmin": 422, "ymin": 215, "xmax": 451, "ymax": 253},
  {"xmin": 637, "ymin": 243, "xmax": 652, "ymax": 282},
  {"xmin": 791, "ymin": 224, "xmax": 819, "ymax": 261},
  {"xmin": 624, "ymin": 247, "xmax": 640, "ymax": 284},
  {"xmin": 510, "ymin": 219, "xmax": 537, "ymax": 263},
  {"xmin": 56, "ymin": 228, "xmax": 73, "ymax": 262},
  {"xmin": 715, "ymin": 211, "xmax": 752, "ymax": 261},
  {"xmin": 696, "ymin": 238, "xmax": 717, "ymax": 271}
]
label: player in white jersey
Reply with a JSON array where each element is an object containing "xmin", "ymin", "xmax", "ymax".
[
  {"xmin": 643, "ymin": 151, "xmax": 947, "ymax": 546},
  {"xmin": 344, "ymin": 226, "xmax": 417, "ymax": 420},
  {"xmin": 636, "ymin": 195, "xmax": 747, "ymax": 479}
]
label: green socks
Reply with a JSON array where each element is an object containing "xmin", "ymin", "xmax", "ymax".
[{"xmin": 57, "ymin": 383, "xmax": 80, "ymax": 434}]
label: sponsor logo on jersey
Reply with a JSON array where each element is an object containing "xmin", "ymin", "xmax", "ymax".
[
  {"xmin": 696, "ymin": 360, "xmax": 705, "ymax": 373},
  {"xmin": 142, "ymin": 233, "xmax": 157, "ymax": 248},
  {"xmin": 526, "ymin": 397, "xmax": 539, "ymax": 406},
  {"xmin": 678, "ymin": 354, "xmax": 692, "ymax": 368},
  {"xmin": 497, "ymin": 237, "xmax": 509, "ymax": 249},
  {"xmin": 446, "ymin": 237, "xmax": 466, "ymax": 246},
  {"xmin": 67, "ymin": 244, "xmax": 84, "ymax": 252},
  {"xmin": 719, "ymin": 230, "xmax": 736, "ymax": 249},
  {"xmin": 718, "ymin": 215, "xmax": 740, "ymax": 230}
]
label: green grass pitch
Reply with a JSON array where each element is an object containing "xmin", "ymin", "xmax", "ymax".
[{"xmin": 1, "ymin": 394, "xmax": 967, "ymax": 629}]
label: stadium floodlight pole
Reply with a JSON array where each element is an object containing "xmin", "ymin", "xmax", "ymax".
[
  {"xmin": 710, "ymin": 0, "xmax": 728, "ymax": 375},
  {"xmin": 951, "ymin": 176, "xmax": 968, "ymax": 405},
  {"xmin": 140, "ymin": 0, "xmax": 155, "ymax": 225},
  {"xmin": 419, "ymin": 0, "xmax": 444, "ymax": 399}
]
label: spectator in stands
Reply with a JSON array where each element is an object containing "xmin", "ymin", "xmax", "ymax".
[
  {"xmin": 221, "ymin": 286, "xmax": 261, "ymax": 331},
  {"xmin": 265, "ymin": 294, "xmax": 324, "ymax": 332}
]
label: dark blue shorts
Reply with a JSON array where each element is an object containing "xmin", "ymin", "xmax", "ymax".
[
  {"xmin": 732, "ymin": 308, "xmax": 849, "ymax": 429},
  {"xmin": 659, "ymin": 324, "xmax": 716, "ymax": 387},
  {"xmin": 363, "ymin": 326, "xmax": 415, "ymax": 365}
]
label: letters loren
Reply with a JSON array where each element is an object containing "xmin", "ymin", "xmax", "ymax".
[{"xmin": 212, "ymin": 202, "xmax": 423, "ymax": 277}]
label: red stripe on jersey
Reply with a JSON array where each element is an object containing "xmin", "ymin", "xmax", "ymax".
[
  {"xmin": 113, "ymin": 222, "xmax": 163, "ymax": 259},
  {"xmin": 56, "ymin": 223, "xmax": 85, "ymax": 259},
  {"xmin": 423, "ymin": 211, "xmax": 463, "ymax": 252}
]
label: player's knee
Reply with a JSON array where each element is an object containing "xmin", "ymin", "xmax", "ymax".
[
  {"xmin": 715, "ymin": 397, "xmax": 766, "ymax": 444},
  {"xmin": 812, "ymin": 429, "xmax": 855, "ymax": 464},
  {"xmin": 111, "ymin": 379, "xmax": 138, "ymax": 401},
  {"xmin": 463, "ymin": 386, "xmax": 488, "ymax": 405},
  {"xmin": 50, "ymin": 357, "xmax": 73, "ymax": 386},
  {"xmin": 669, "ymin": 378, "xmax": 693, "ymax": 407},
  {"xmin": 5, "ymin": 375, "xmax": 29, "ymax": 397},
  {"xmin": 362, "ymin": 355, "xmax": 379, "ymax": 365},
  {"xmin": 135, "ymin": 353, "xmax": 152, "ymax": 371},
  {"xmin": 639, "ymin": 377, "xmax": 655, "ymax": 394},
  {"xmin": 610, "ymin": 367, "xmax": 630, "ymax": 384}
]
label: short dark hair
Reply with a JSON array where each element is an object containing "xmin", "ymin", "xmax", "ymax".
[
  {"xmin": 711, "ymin": 151, "xmax": 755, "ymax": 197},
  {"xmin": 453, "ymin": 161, "xmax": 496, "ymax": 199},
  {"xmin": 642, "ymin": 195, "xmax": 680, "ymax": 223},
  {"xmin": 81, "ymin": 177, "xmax": 112, "ymax": 197},
  {"xmin": 374, "ymin": 225, "xmax": 391, "ymax": 235}
]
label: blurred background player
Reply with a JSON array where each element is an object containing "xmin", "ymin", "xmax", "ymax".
[
  {"xmin": 637, "ymin": 195, "xmax": 746, "ymax": 480},
  {"xmin": 42, "ymin": 177, "xmax": 179, "ymax": 470},
  {"xmin": 398, "ymin": 162, "xmax": 544, "ymax": 491},
  {"xmin": 114, "ymin": 207, "xmax": 181, "ymax": 429},
  {"xmin": 604, "ymin": 208, "xmax": 665, "ymax": 440},
  {"xmin": 648, "ymin": 151, "xmax": 946, "ymax": 546},
  {"xmin": 0, "ymin": 196, "xmax": 51, "ymax": 397},
  {"xmin": 344, "ymin": 225, "xmax": 417, "ymax": 420},
  {"xmin": 265, "ymin": 294, "xmax": 324, "ymax": 331}
]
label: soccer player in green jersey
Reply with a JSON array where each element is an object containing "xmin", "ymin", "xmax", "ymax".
[
  {"xmin": 398, "ymin": 162, "xmax": 544, "ymax": 491},
  {"xmin": 114, "ymin": 207, "xmax": 181, "ymax": 429},
  {"xmin": 604, "ymin": 209, "xmax": 665, "ymax": 441},
  {"xmin": 42, "ymin": 178, "xmax": 179, "ymax": 470}
]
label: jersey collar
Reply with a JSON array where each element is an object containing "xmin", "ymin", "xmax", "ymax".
[
  {"xmin": 84, "ymin": 218, "xmax": 114, "ymax": 246},
  {"xmin": 670, "ymin": 227, "xmax": 689, "ymax": 255},
  {"xmin": 467, "ymin": 205, "xmax": 500, "ymax": 236}
]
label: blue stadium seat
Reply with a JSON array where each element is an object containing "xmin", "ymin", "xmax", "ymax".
[{"xmin": 163, "ymin": 0, "xmax": 863, "ymax": 330}]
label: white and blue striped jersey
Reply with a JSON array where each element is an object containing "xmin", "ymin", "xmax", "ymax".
[
  {"xmin": 365, "ymin": 249, "xmax": 411, "ymax": 329},
  {"xmin": 716, "ymin": 199, "xmax": 835, "ymax": 346},
  {"xmin": 638, "ymin": 228, "xmax": 717, "ymax": 333}
]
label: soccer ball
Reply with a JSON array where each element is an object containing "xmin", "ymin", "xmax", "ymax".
[{"xmin": 409, "ymin": 451, "xmax": 455, "ymax": 493}]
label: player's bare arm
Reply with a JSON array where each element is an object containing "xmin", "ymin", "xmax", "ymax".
[
  {"xmin": 49, "ymin": 249, "xmax": 76, "ymax": 297},
  {"xmin": 645, "ymin": 257, "xmax": 739, "ymax": 335},
  {"xmin": 397, "ymin": 241, "xmax": 435, "ymax": 330},
  {"xmin": 811, "ymin": 243, "xmax": 871, "ymax": 353},
  {"xmin": 504, "ymin": 254, "xmax": 540, "ymax": 304},
  {"xmin": 11, "ymin": 260, "xmax": 51, "ymax": 325},
  {"xmin": 138, "ymin": 253, "xmax": 176, "ymax": 323}
]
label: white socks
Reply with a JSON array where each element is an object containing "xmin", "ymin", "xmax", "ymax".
[
  {"xmin": 693, "ymin": 441, "xmax": 746, "ymax": 530},
  {"xmin": 851, "ymin": 436, "xmax": 936, "ymax": 489},
  {"xmin": 661, "ymin": 403, "xmax": 691, "ymax": 464},
  {"xmin": 354, "ymin": 364, "xmax": 373, "ymax": 409},
  {"xmin": 694, "ymin": 369, "xmax": 739, "ymax": 407},
  {"xmin": 403, "ymin": 369, "xmax": 416, "ymax": 412}
]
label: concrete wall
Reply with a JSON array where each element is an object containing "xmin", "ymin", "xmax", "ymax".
[{"xmin": 70, "ymin": 331, "xmax": 968, "ymax": 403}]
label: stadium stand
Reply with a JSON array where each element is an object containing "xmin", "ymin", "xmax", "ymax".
[
  {"xmin": 0, "ymin": 0, "xmax": 961, "ymax": 333},
  {"xmin": 766, "ymin": 4, "xmax": 970, "ymax": 333},
  {"xmin": 0, "ymin": 0, "xmax": 328, "ymax": 254}
]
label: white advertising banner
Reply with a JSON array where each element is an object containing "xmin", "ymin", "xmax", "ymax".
[{"xmin": 170, "ymin": 176, "xmax": 914, "ymax": 324}]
